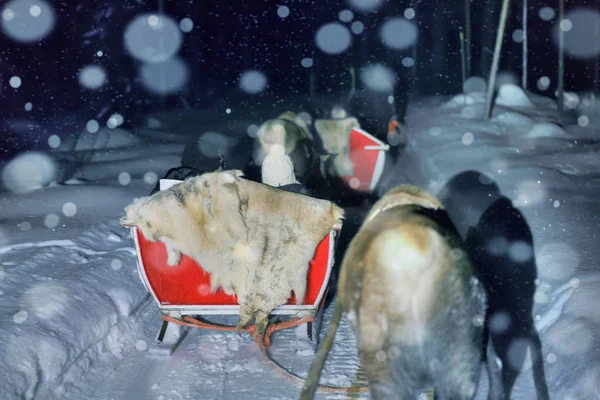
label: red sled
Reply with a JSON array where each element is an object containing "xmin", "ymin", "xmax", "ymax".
[
  {"xmin": 131, "ymin": 179, "xmax": 340, "ymax": 354},
  {"xmin": 341, "ymin": 127, "xmax": 389, "ymax": 192}
]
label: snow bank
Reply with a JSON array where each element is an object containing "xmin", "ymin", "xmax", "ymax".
[
  {"xmin": 524, "ymin": 122, "xmax": 569, "ymax": 139},
  {"xmin": 441, "ymin": 92, "xmax": 486, "ymax": 109},
  {"xmin": 495, "ymin": 84, "xmax": 535, "ymax": 108},
  {"xmin": 492, "ymin": 111, "xmax": 535, "ymax": 131},
  {"xmin": 0, "ymin": 221, "xmax": 150, "ymax": 399},
  {"xmin": 59, "ymin": 127, "xmax": 145, "ymax": 152},
  {"xmin": 0, "ymin": 142, "xmax": 177, "ymax": 399}
]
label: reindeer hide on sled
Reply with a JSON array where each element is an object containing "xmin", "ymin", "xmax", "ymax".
[{"xmin": 121, "ymin": 169, "xmax": 344, "ymax": 341}]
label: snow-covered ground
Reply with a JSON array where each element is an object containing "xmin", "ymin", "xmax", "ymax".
[{"xmin": 1, "ymin": 86, "xmax": 599, "ymax": 400}]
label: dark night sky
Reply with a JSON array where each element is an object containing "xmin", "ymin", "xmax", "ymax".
[{"xmin": 0, "ymin": 0, "xmax": 598, "ymax": 158}]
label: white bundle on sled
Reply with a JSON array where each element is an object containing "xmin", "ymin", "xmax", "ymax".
[
  {"xmin": 261, "ymin": 143, "xmax": 299, "ymax": 187},
  {"xmin": 120, "ymin": 169, "xmax": 344, "ymax": 341}
]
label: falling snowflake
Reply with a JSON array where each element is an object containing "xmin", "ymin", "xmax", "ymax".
[
  {"xmin": 539, "ymin": 6, "xmax": 556, "ymax": 21},
  {"xmin": 512, "ymin": 29, "xmax": 524, "ymax": 43},
  {"xmin": 44, "ymin": 213, "xmax": 59, "ymax": 229},
  {"xmin": 246, "ymin": 124, "xmax": 259, "ymax": 138},
  {"xmin": 300, "ymin": 58, "xmax": 313, "ymax": 68},
  {"xmin": 429, "ymin": 126, "xmax": 441, "ymax": 136},
  {"xmin": 239, "ymin": 70, "xmax": 267, "ymax": 94},
  {"xmin": 13, "ymin": 310, "xmax": 28, "ymax": 324},
  {"xmin": 179, "ymin": 17, "xmax": 193, "ymax": 32},
  {"xmin": 559, "ymin": 18, "xmax": 572, "ymax": 32},
  {"xmin": 86, "ymin": 119, "xmax": 100, "ymax": 133},
  {"xmin": 488, "ymin": 311, "xmax": 511, "ymax": 334},
  {"xmin": 577, "ymin": 115, "xmax": 589, "ymax": 127},
  {"xmin": 139, "ymin": 57, "xmax": 189, "ymax": 95},
  {"xmin": 506, "ymin": 338, "xmax": 534, "ymax": 369},
  {"xmin": 1, "ymin": 152, "xmax": 57, "ymax": 193},
  {"xmin": 78, "ymin": 65, "xmax": 107, "ymax": 89},
  {"xmin": 197, "ymin": 132, "xmax": 233, "ymax": 158},
  {"xmin": 508, "ymin": 241, "xmax": 533, "ymax": 263},
  {"xmin": 143, "ymin": 171, "xmax": 158, "ymax": 185},
  {"xmin": 360, "ymin": 64, "xmax": 395, "ymax": 92},
  {"xmin": 338, "ymin": 9, "xmax": 353, "ymax": 23},
  {"xmin": 537, "ymin": 76, "xmax": 550, "ymax": 91},
  {"xmin": 48, "ymin": 134, "xmax": 61, "ymax": 149},
  {"xmin": 107, "ymin": 113, "xmax": 124, "ymax": 129},
  {"xmin": 350, "ymin": 21, "xmax": 364, "ymax": 34},
  {"xmin": 463, "ymin": 76, "xmax": 487, "ymax": 93},
  {"xmin": 347, "ymin": 0, "xmax": 384, "ymax": 13},
  {"xmin": 9, "ymin": 76, "xmax": 21, "ymax": 88},
  {"xmin": 379, "ymin": 18, "xmax": 418, "ymax": 50},
  {"xmin": 124, "ymin": 13, "xmax": 182, "ymax": 64},
  {"xmin": 277, "ymin": 6, "xmax": 290, "ymax": 19},
  {"xmin": 315, "ymin": 22, "xmax": 352, "ymax": 55},
  {"xmin": 62, "ymin": 202, "xmax": 77, "ymax": 217},
  {"xmin": 18, "ymin": 221, "xmax": 31, "ymax": 231},
  {"xmin": 111, "ymin": 259, "xmax": 122, "ymax": 271},
  {"xmin": 514, "ymin": 179, "xmax": 547, "ymax": 206},
  {"xmin": 554, "ymin": 9, "xmax": 600, "ymax": 59},
  {"xmin": 29, "ymin": 5, "xmax": 41, "ymax": 16},
  {"xmin": 118, "ymin": 172, "xmax": 131, "ymax": 186},
  {"xmin": 136, "ymin": 340, "xmax": 148, "ymax": 351},
  {"xmin": 462, "ymin": 132, "xmax": 474, "ymax": 145},
  {"xmin": 0, "ymin": 0, "xmax": 55, "ymax": 42}
]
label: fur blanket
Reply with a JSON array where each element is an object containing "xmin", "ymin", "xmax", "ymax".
[{"xmin": 121, "ymin": 170, "xmax": 344, "ymax": 341}]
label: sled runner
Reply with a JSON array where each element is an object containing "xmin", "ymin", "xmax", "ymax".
[
  {"xmin": 340, "ymin": 127, "xmax": 389, "ymax": 192},
  {"xmin": 131, "ymin": 178, "xmax": 340, "ymax": 355}
]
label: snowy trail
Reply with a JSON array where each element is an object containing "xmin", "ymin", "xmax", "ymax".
[{"xmin": 89, "ymin": 307, "xmax": 368, "ymax": 400}]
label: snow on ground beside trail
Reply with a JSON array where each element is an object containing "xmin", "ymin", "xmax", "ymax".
[
  {"xmin": 0, "ymin": 136, "xmax": 176, "ymax": 399},
  {"xmin": 1, "ymin": 88, "xmax": 600, "ymax": 400},
  {"xmin": 0, "ymin": 220, "xmax": 149, "ymax": 400}
]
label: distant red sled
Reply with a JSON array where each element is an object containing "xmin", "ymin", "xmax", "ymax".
[
  {"xmin": 340, "ymin": 127, "xmax": 389, "ymax": 192},
  {"xmin": 131, "ymin": 179, "xmax": 339, "ymax": 353}
]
